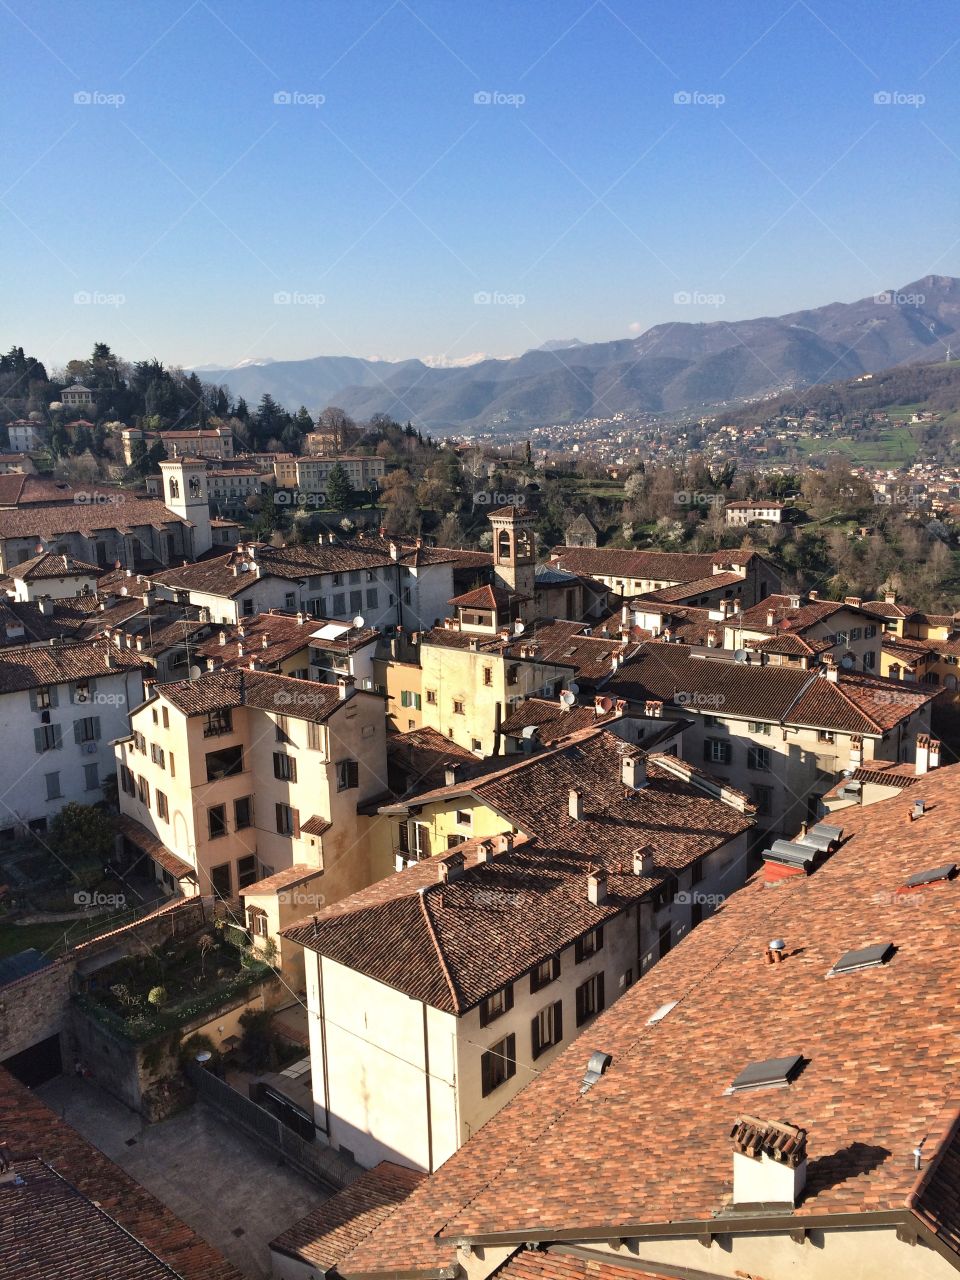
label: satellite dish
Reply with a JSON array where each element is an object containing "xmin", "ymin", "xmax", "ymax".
[
  {"xmin": 188, "ymin": 665, "xmax": 202, "ymax": 681},
  {"xmin": 352, "ymin": 615, "xmax": 365, "ymax": 629},
  {"xmin": 238, "ymin": 561, "xmax": 249, "ymax": 573},
  {"xmin": 734, "ymin": 649, "xmax": 749, "ymax": 663},
  {"xmin": 568, "ymin": 681, "xmax": 580, "ymax": 695},
  {"xmin": 840, "ymin": 654, "xmax": 856, "ymax": 669},
  {"xmin": 597, "ymin": 695, "xmax": 614, "ymax": 712},
  {"xmin": 521, "ymin": 724, "xmax": 538, "ymax": 739},
  {"xmin": 560, "ymin": 690, "xmax": 576, "ymax": 707},
  {"xmin": 514, "ymin": 620, "xmax": 525, "ymax": 635}
]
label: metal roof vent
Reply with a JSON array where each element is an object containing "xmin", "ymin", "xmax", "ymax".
[
  {"xmin": 579, "ymin": 1050, "xmax": 612, "ymax": 1094},
  {"xmin": 903, "ymin": 862, "xmax": 956, "ymax": 890},
  {"xmin": 804, "ymin": 823, "xmax": 843, "ymax": 853},
  {"xmin": 646, "ymin": 1000, "xmax": 678, "ymax": 1025},
  {"xmin": 764, "ymin": 838, "xmax": 819, "ymax": 870},
  {"xmin": 829, "ymin": 943, "xmax": 895, "ymax": 977},
  {"xmin": 728, "ymin": 1053, "xmax": 803, "ymax": 1094}
]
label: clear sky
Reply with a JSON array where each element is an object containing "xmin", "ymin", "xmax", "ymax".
[{"xmin": 4, "ymin": 0, "xmax": 960, "ymax": 372}]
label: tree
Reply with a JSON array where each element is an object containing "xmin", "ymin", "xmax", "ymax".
[
  {"xmin": 325, "ymin": 461, "xmax": 353, "ymax": 512},
  {"xmin": 319, "ymin": 406, "xmax": 353, "ymax": 451},
  {"xmin": 49, "ymin": 803, "xmax": 116, "ymax": 886}
]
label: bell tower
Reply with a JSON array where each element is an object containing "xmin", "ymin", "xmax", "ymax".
[
  {"xmin": 489, "ymin": 505, "xmax": 536, "ymax": 610},
  {"xmin": 161, "ymin": 457, "xmax": 212, "ymax": 557}
]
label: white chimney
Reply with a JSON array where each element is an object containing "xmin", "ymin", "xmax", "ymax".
[
  {"xmin": 568, "ymin": 788, "xmax": 584, "ymax": 820},
  {"xmin": 476, "ymin": 840, "xmax": 494, "ymax": 863},
  {"xmin": 632, "ymin": 846, "xmax": 654, "ymax": 876},
  {"xmin": 498, "ymin": 832, "xmax": 513, "ymax": 854},
  {"xmin": 218, "ymin": 629, "xmax": 227, "ymax": 646},
  {"xmin": 337, "ymin": 675, "xmax": 354, "ymax": 701},
  {"xmin": 621, "ymin": 752, "xmax": 646, "ymax": 790},
  {"xmin": 438, "ymin": 851, "xmax": 465, "ymax": 882},
  {"xmin": 731, "ymin": 1117, "xmax": 808, "ymax": 1208},
  {"xmin": 766, "ymin": 610, "xmax": 775, "ymax": 627},
  {"xmin": 849, "ymin": 735, "xmax": 863, "ymax": 768},
  {"xmin": 587, "ymin": 869, "xmax": 608, "ymax": 906},
  {"xmin": 930, "ymin": 738, "xmax": 942, "ymax": 770}
]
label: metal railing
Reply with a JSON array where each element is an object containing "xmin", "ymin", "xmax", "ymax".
[{"xmin": 185, "ymin": 1062, "xmax": 359, "ymax": 1191}]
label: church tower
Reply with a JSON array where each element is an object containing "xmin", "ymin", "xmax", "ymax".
[
  {"xmin": 161, "ymin": 457, "xmax": 212, "ymax": 558},
  {"xmin": 489, "ymin": 505, "xmax": 536, "ymax": 617}
]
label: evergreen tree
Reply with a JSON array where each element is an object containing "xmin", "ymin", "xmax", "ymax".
[{"xmin": 325, "ymin": 461, "xmax": 353, "ymax": 511}]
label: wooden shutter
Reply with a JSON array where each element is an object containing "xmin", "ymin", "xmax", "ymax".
[
  {"xmin": 531, "ymin": 1012, "xmax": 541, "ymax": 1057},
  {"xmin": 506, "ymin": 1033, "xmax": 516, "ymax": 1081},
  {"xmin": 596, "ymin": 972, "xmax": 605, "ymax": 1014},
  {"xmin": 553, "ymin": 999, "xmax": 563, "ymax": 1045}
]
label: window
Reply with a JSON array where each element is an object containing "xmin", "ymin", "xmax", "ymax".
[
  {"xmin": 206, "ymin": 745, "xmax": 244, "ymax": 780},
  {"xmin": 446, "ymin": 834, "xmax": 462, "ymax": 849},
  {"xmin": 479, "ymin": 983, "xmax": 514, "ymax": 1027},
  {"xmin": 400, "ymin": 690, "xmax": 422, "ymax": 710},
  {"xmin": 275, "ymin": 715, "xmax": 291, "ymax": 744},
  {"xmin": 752, "ymin": 785, "xmax": 773, "ymax": 815},
  {"xmin": 531, "ymin": 1000, "xmax": 563, "ymax": 1058},
  {"xmin": 234, "ymin": 796, "xmax": 253, "ymax": 830},
  {"xmin": 161, "ymin": 706, "xmax": 169, "ymax": 729},
  {"xmin": 366, "ymin": 588, "xmax": 378, "ymax": 609},
  {"xmin": 307, "ymin": 721, "xmax": 322, "ymax": 750},
  {"xmin": 453, "ymin": 700, "xmax": 465, "ymax": 715},
  {"xmin": 284, "ymin": 592, "xmax": 296, "ymax": 610},
  {"xmin": 136, "ymin": 775, "xmax": 150, "ymax": 808},
  {"xmin": 84, "ymin": 762, "xmax": 100, "ymax": 792},
  {"xmin": 120, "ymin": 764, "xmax": 136, "ymax": 796},
  {"xmin": 864, "ymin": 651, "xmax": 876, "ymax": 670},
  {"xmin": 208, "ymin": 804, "xmax": 227, "ymax": 839},
  {"xmin": 336, "ymin": 759, "xmax": 359, "ymax": 791},
  {"xmin": 242, "ymin": 598, "xmax": 254, "ymax": 617},
  {"xmin": 350, "ymin": 590, "xmax": 363, "ymax": 614},
  {"xmin": 33, "ymin": 686, "xmax": 53, "ymax": 710},
  {"xmin": 332, "ymin": 593, "xmax": 346, "ymax": 615},
  {"xmin": 575, "ymin": 973, "xmax": 605, "ymax": 1026},
  {"xmin": 575, "ymin": 927, "xmax": 603, "ymax": 963},
  {"xmin": 276, "ymin": 803, "xmax": 299, "ymax": 836},
  {"xmin": 133, "ymin": 731, "xmax": 146, "ymax": 754},
  {"xmin": 480, "ymin": 1033, "xmax": 516, "ymax": 1097},
  {"xmin": 483, "ymin": 667, "xmax": 493, "ymax": 686},
  {"xmin": 818, "ymin": 729, "xmax": 835, "ymax": 744},
  {"xmin": 835, "ymin": 631, "xmax": 848, "ymax": 647},
  {"xmin": 426, "ymin": 690, "xmax": 437, "ymax": 705},
  {"xmin": 34, "ymin": 724, "xmax": 61, "ymax": 754},
  {"xmin": 273, "ymin": 752, "xmax": 297, "ymax": 782},
  {"xmin": 703, "ymin": 714, "xmax": 718, "ymax": 728},
  {"xmin": 237, "ymin": 854, "xmax": 258, "ymax": 889},
  {"xmin": 169, "ymin": 752, "xmax": 175, "ymax": 777},
  {"xmin": 150, "ymin": 743, "xmax": 165, "ymax": 767},
  {"xmin": 748, "ymin": 721, "xmax": 770, "ymax": 735},
  {"xmin": 456, "ymin": 809, "xmax": 472, "ymax": 827},
  {"xmin": 704, "ymin": 738, "xmax": 731, "ymax": 765},
  {"xmin": 156, "ymin": 789, "xmax": 168, "ymax": 820},
  {"xmin": 506, "ymin": 665, "xmax": 519, "ymax": 686},
  {"xmin": 530, "ymin": 955, "xmax": 560, "ymax": 993},
  {"xmin": 850, "ymin": 627, "xmax": 862, "ymax": 642},
  {"xmin": 865, "ymin": 624, "xmax": 877, "ymax": 639},
  {"xmin": 471, "ymin": 738, "xmax": 482, "ymax": 751},
  {"xmin": 204, "ymin": 707, "xmax": 233, "ymax": 737},
  {"xmin": 210, "ymin": 863, "xmax": 232, "ymax": 899},
  {"xmin": 397, "ymin": 822, "xmax": 410, "ymax": 854},
  {"xmin": 413, "ymin": 823, "xmax": 431, "ymax": 858},
  {"xmin": 44, "ymin": 771, "xmax": 61, "ymax": 801},
  {"xmin": 747, "ymin": 746, "xmax": 771, "ymax": 771}
]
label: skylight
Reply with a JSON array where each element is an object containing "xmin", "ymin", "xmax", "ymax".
[
  {"xmin": 646, "ymin": 1000, "xmax": 678, "ymax": 1025},
  {"xmin": 830, "ymin": 943, "xmax": 895, "ymax": 976},
  {"xmin": 728, "ymin": 1053, "xmax": 803, "ymax": 1093},
  {"xmin": 903, "ymin": 863, "xmax": 956, "ymax": 889}
]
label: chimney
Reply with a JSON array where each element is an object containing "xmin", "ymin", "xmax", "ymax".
[
  {"xmin": 621, "ymin": 751, "xmax": 646, "ymax": 790},
  {"xmin": 587, "ymin": 869, "xmax": 608, "ymax": 906},
  {"xmin": 707, "ymin": 628, "xmax": 718, "ymax": 648},
  {"xmin": 469, "ymin": 637, "xmax": 480, "ymax": 652},
  {"xmin": 644, "ymin": 699, "xmax": 663, "ymax": 718},
  {"xmin": 849, "ymin": 735, "xmax": 863, "ymax": 768},
  {"xmin": 632, "ymin": 846, "xmax": 654, "ymax": 876},
  {"xmin": 930, "ymin": 738, "xmax": 942, "ymax": 769},
  {"xmin": 218, "ymin": 629, "xmax": 227, "ymax": 646},
  {"xmin": 498, "ymin": 832, "xmax": 513, "ymax": 854},
  {"xmin": 261, "ymin": 634, "xmax": 269, "ymax": 649},
  {"xmin": 766, "ymin": 610, "xmax": 775, "ymax": 628},
  {"xmin": 38, "ymin": 597, "xmax": 54, "ymax": 616},
  {"xmin": 808, "ymin": 590, "xmax": 818, "ymax": 601},
  {"xmin": 884, "ymin": 589, "xmax": 896, "ymax": 605},
  {"xmin": 844, "ymin": 596, "xmax": 862, "ymax": 608},
  {"xmin": 916, "ymin": 734, "xmax": 931, "ymax": 776},
  {"xmin": 731, "ymin": 1117, "xmax": 808, "ymax": 1208},
  {"xmin": 389, "ymin": 541, "xmax": 399, "ymax": 561},
  {"xmin": 568, "ymin": 787, "xmax": 584, "ymax": 820},
  {"xmin": 104, "ymin": 648, "xmax": 113, "ymax": 668},
  {"xmin": 438, "ymin": 851, "xmax": 465, "ymax": 882},
  {"xmin": 476, "ymin": 840, "xmax": 494, "ymax": 863},
  {"xmin": 337, "ymin": 675, "xmax": 354, "ymax": 701},
  {"xmin": 820, "ymin": 654, "xmax": 838, "ymax": 682},
  {"xmin": 444, "ymin": 763, "xmax": 462, "ymax": 786},
  {"xmin": 237, "ymin": 642, "xmax": 244, "ymax": 659}
]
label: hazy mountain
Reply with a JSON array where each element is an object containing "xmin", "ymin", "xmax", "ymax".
[{"xmin": 197, "ymin": 276, "xmax": 960, "ymax": 430}]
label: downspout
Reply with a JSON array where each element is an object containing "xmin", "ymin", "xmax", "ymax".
[
  {"xmin": 422, "ymin": 1002, "xmax": 434, "ymax": 1173},
  {"xmin": 316, "ymin": 952, "xmax": 330, "ymax": 1135}
]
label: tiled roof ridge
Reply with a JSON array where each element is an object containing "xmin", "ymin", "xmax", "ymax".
[
  {"xmin": 419, "ymin": 887, "xmax": 465, "ymax": 1015},
  {"xmin": 906, "ymin": 1103, "xmax": 960, "ymax": 1225},
  {"xmin": 778, "ymin": 668, "xmax": 829, "ymax": 725},
  {"xmin": 435, "ymin": 874, "xmax": 798, "ymax": 1247},
  {"xmin": 828, "ymin": 676, "xmax": 885, "ymax": 733}
]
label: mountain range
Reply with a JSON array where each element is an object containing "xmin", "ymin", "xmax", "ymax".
[{"xmin": 195, "ymin": 277, "xmax": 960, "ymax": 432}]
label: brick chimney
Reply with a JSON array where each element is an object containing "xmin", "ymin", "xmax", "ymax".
[
  {"xmin": 731, "ymin": 1116, "xmax": 808, "ymax": 1207},
  {"xmin": 438, "ymin": 851, "xmax": 465, "ymax": 882},
  {"xmin": 587, "ymin": 869, "xmax": 608, "ymax": 906},
  {"xmin": 568, "ymin": 787, "xmax": 584, "ymax": 820},
  {"xmin": 916, "ymin": 735, "xmax": 941, "ymax": 775},
  {"xmin": 632, "ymin": 846, "xmax": 654, "ymax": 876}
]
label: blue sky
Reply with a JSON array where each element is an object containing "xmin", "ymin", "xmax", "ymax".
[{"xmin": 3, "ymin": 1, "xmax": 960, "ymax": 373}]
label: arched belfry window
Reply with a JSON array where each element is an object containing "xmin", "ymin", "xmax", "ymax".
[
  {"xmin": 169, "ymin": 478, "xmax": 180, "ymax": 500},
  {"xmin": 497, "ymin": 529, "xmax": 511, "ymax": 562}
]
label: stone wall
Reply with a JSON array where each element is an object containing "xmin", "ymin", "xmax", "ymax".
[{"xmin": 0, "ymin": 956, "xmax": 75, "ymax": 1064}]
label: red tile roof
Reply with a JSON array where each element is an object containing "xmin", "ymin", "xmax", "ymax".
[
  {"xmin": 269, "ymin": 1161, "xmax": 424, "ymax": 1273},
  {"xmin": 159, "ymin": 669, "xmax": 347, "ymax": 723},
  {"xmin": 500, "ymin": 697, "xmax": 618, "ymax": 741},
  {"xmin": 550, "ymin": 546, "xmax": 763, "ymax": 585},
  {"xmin": 13, "ymin": 551, "xmax": 102, "ymax": 580},
  {"xmin": 0, "ymin": 1070, "xmax": 244, "ymax": 1280},
  {"xmin": 339, "ymin": 762, "xmax": 960, "ymax": 1274},
  {"xmin": 0, "ymin": 638, "xmax": 145, "ymax": 693}
]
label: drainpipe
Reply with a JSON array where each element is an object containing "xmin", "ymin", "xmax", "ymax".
[
  {"xmin": 316, "ymin": 953, "xmax": 330, "ymax": 1135},
  {"xmin": 422, "ymin": 1002, "xmax": 434, "ymax": 1173}
]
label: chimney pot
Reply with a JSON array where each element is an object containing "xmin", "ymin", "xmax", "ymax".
[
  {"xmin": 621, "ymin": 751, "xmax": 646, "ymax": 790},
  {"xmin": 587, "ymin": 869, "xmax": 608, "ymax": 906},
  {"xmin": 439, "ymin": 851, "xmax": 465, "ymax": 883},
  {"xmin": 632, "ymin": 846, "xmax": 654, "ymax": 876},
  {"xmin": 568, "ymin": 787, "xmax": 584, "ymax": 821}
]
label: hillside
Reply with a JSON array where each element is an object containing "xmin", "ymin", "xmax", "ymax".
[{"xmin": 196, "ymin": 276, "xmax": 960, "ymax": 430}]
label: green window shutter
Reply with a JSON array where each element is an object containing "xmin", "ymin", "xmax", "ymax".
[
  {"xmin": 34, "ymin": 727, "xmax": 45, "ymax": 754},
  {"xmin": 93, "ymin": 716, "xmax": 101, "ymax": 741},
  {"xmin": 73, "ymin": 720, "xmax": 83, "ymax": 745},
  {"xmin": 48, "ymin": 686, "xmax": 59, "ymax": 708},
  {"xmin": 28, "ymin": 689, "xmax": 37, "ymax": 711}
]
